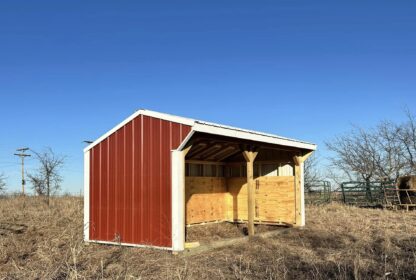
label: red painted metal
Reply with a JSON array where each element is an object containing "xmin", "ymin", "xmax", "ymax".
[{"xmin": 89, "ymin": 115, "xmax": 191, "ymax": 248}]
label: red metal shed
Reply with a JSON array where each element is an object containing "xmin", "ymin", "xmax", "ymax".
[{"xmin": 84, "ymin": 110, "xmax": 316, "ymax": 251}]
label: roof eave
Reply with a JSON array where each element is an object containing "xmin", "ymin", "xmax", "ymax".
[
  {"xmin": 192, "ymin": 122, "xmax": 317, "ymax": 151},
  {"xmin": 84, "ymin": 109, "xmax": 317, "ymax": 153}
]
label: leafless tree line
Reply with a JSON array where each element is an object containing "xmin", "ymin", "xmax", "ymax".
[{"xmin": 326, "ymin": 110, "xmax": 416, "ymax": 183}]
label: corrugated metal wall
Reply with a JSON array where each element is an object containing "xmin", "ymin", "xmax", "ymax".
[{"xmin": 89, "ymin": 115, "xmax": 191, "ymax": 248}]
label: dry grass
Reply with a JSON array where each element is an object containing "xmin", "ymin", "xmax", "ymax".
[{"xmin": 1, "ymin": 196, "xmax": 416, "ymax": 279}]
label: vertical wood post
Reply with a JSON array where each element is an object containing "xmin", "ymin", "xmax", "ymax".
[
  {"xmin": 293, "ymin": 151, "xmax": 313, "ymax": 227},
  {"xmin": 243, "ymin": 149, "xmax": 258, "ymax": 236}
]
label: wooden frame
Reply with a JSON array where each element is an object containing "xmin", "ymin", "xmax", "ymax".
[
  {"xmin": 242, "ymin": 149, "xmax": 259, "ymax": 236},
  {"xmin": 293, "ymin": 151, "xmax": 313, "ymax": 226}
]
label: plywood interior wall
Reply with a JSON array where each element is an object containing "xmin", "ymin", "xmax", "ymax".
[
  {"xmin": 185, "ymin": 177, "xmax": 228, "ymax": 224},
  {"xmin": 185, "ymin": 176, "xmax": 296, "ymax": 225}
]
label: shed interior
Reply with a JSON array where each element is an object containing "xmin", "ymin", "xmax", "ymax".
[{"xmin": 184, "ymin": 133, "xmax": 302, "ymax": 234}]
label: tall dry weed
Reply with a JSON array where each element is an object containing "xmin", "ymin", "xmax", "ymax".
[{"xmin": 1, "ymin": 198, "xmax": 415, "ymax": 279}]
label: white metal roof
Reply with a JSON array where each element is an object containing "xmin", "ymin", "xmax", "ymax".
[{"xmin": 84, "ymin": 109, "xmax": 317, "ymax": 152}]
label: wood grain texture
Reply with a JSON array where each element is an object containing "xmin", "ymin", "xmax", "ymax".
[
  {"xmin": 185, "ymin": 177, "xmax": 228, "ymax": 224},
  {"xmin": 185, "ymin": 176, "xmax": 296, "ymax": 225},
  {"xmin": 226, "ymin": 176, "xmax": 296, "ymax": 224}
]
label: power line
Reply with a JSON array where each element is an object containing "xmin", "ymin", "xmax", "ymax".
[{"xmin": 14, "ymin": 147, "xmax": 31, "ymax": 195}]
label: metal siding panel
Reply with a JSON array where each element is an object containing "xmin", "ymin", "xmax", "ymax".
[
  {"xmin": 142, "ymin": 116, "xmax": 151, "ymax": 244},
  {"xmin": 108, "ymin": 134, "xmax": 116, "ymax": 241},
  {"xmin": 161, "ymin": 120, "xmax": 172, "ymax": 246},
  {"xmin": 116, "ymin": 129, "xmax": 125, "ymax": 242},
  {"xmin": 124, "ymin": 122, "xmax": 133, "ymax": 243},
  {"xmin": 181, "ymin": 125, "xmax": 191, "ymax": 143},
  {"xmin": 88, "ymin": 113, "xmax": 191, "ymax": 248},
  {"xmin": 151, "ymin": 118, "xmax": 161, "ymax": 244},
  {"xmin": 171, "ymin": 123, "xmax": 180, "ymax": 148},
  {"xmin": 133, "ymin": 116, "xmax": 142, "ymax": 244},
  {"xmin": 99, "ymin": 140, "xmax": 108, "ymax": 241}
]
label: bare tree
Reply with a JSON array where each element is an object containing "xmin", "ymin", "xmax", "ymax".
[
  {"xmin": 326, "ymin": 111, "xmax": 416, "ymax": 184},
  {"xmin": 29, "ymin": 148, "xmax": 65, "ymax": 205},
  {"xmin": 397, "ymin": 110, "xmax": 416, "ymax": 174},
  {"xmin": 304, "ymin": 153, "xmax": 322, "ymax": 190},
  {"xmin": 28, "ymin": 173, "xmax": 46, "ymax": 196},
  {"xmin": 326, "ymin": 126, "xmax": 380, "ymax": 183},
  {"xmin": 0, "ymin": 173, "xmax": 6, "ymax": 193},
  {"xmin": 374, "ymin": 121, "xmax": 407, "ymax": 181}
]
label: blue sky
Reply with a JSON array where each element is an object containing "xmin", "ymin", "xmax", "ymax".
[{"xmin": 0, "ymin": 1, "xmax": 415, "ymax": 193}]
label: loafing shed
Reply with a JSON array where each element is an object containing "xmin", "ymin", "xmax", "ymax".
[{"xmin": 83, "ymin": 110, "xmax": 316, "ymax": 251}]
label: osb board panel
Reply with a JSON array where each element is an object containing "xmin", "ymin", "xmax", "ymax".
[
  {"xmin": 185, "ymin": 177, "xmax": 228, "ymax": 224},
  {"xmin": 227, "ymin": 178, "xmax": 248, "ymax": 221},
  {"xmin": 256, "ymin": 177, "xmax": 296, "ymax": 224},
  {"xmin": 227, "ymin": 177, "xmax": 296, "ymax": 224}
]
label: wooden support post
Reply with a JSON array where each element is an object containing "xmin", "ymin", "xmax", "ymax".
[
  {"xmin": 243, "ymin": 149, "xmax": 258, "ymax": 236},
  {"xmin": 293, "ymin": 151, "xmax": 313, "ymax": 227}
]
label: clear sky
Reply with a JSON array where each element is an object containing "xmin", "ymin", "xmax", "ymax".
[{"xmin": 1, "ymin": 1, "xmax": 415, "ymax": 193}]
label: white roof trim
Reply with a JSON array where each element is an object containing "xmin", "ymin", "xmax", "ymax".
[
  {"xmin": 84, "ymin": 109, "xmax": 317, "ymax": 152},
  {"xmin": 83, "ymin": 109, "xmax": 195, "ymax": 152},
  {"xmin": 193, "ymin": 122, "xmax": 316, "ymax": 151}
]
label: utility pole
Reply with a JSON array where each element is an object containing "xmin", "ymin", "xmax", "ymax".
[{"xmin": 14, "ymin": 148, "xmax": 31, "ymax": 195}]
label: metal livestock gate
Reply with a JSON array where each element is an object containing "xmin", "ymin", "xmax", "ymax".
[{"xmin": 85, "ymin": 114, "xmax": 191, "ymax": 249}]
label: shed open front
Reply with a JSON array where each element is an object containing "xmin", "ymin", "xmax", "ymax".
[
  {"xmin": 84, "ymin": 110, "xmax": 316, "ymax": 252},
  {"xmin": 182, "ymin": 132, "xmax": 312, "ymax": 243}
]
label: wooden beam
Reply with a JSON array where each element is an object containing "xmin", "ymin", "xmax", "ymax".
[
  {"xmin": 186, "ymin": 143, "xmax": 208, "ymax": 158},
  {"xmin": 199, "ymin": 144, "xmax": 223, "ymax": 159},
  {"xmin": 193, "ymin": 133, "xmax": 303, "ymax": 153},
  {"xmin": 196, "ymin": 144, "xmax": 221, "ymax": 159},
  {"xmin": 185, "ymin": 241, "xmax": 200, "ymax": 249},
  {"xmin": 292, "ymin": 151, "xmax": 313, "ymax": 227},
  {"xmin": 242, "ymin": 149, "xmax": 258, "ymax": 236},
  {"xmin": 189, "ymin": 143, "xmax": 220, "ymax": 159},
  {"xmin": 293, "ymin": 151, "xmax": 314, "ymax": 166},
  {"xmin": 216, "ymin": 148, "xmax": 240, "ymax": 162},
  {"xmin": 207, "ymin": 146, "xmax": 235, "ymax": 160},
  {"xmin": 182, "ymin": 144, "xmax": 193, "ymax": 156},
  {"xmin": 185, "ymin": 160, "xmax": 226, "ymax": 165}
]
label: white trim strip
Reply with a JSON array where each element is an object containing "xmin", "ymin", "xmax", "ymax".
[
  {"xmin": 177, "ymin": 130, "xmax": 195, "ymax": 151},
  {"xmin": 84, "ymin": 109, "xmax": 317, "ymax": 153},
  {"xmin": 193, "ymin": 122, "xmax": 317, "ymax": 151},
  {"xmin": 83, "ymin": 150, "xmax": 90, "ymax": 241},
  {"xmin": 300, "ymin": 162, "xmax": 305, "ymax": 226},
  {"xmin": 171, "ymin": 150, "xmax": 185, "ymax": 252},
  {"xmin": 87, "ymin": 240, "xmax": 172, "ymax": 251}
]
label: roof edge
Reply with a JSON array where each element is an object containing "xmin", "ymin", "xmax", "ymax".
[
  {"xmin": 83, "ymin": 109, "xmax": 317, "ymax": 153},
  {"xmin": 83, "ymin": 109, "xmax": 195, "ymax": 152},
  {"xmin": 193, "ymin": 122, "xmax": 317, "ymax": 151}
]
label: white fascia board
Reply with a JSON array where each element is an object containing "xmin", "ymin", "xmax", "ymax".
[
  {"xmin": 177, "ymin": 130, "xmax": 195, "ymax": 151},
  {"xmin": 84, "ymin": 108, "xmax": 316, "ymax": 152},
  {"xmin": 140, "ymin": 110, "xmax": 195, "ymax": 126},
  {"xmin": 193, "ymin": 122, "xmax": 317, "ymax": 151},
  {"xmin": 83, "ymin": 109, "xmax": 195, "ymax": 152}
]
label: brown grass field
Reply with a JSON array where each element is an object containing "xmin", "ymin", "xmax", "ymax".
[{"xmin": 1, "ymin": 197, "xmax": 416, "ymax": 280}]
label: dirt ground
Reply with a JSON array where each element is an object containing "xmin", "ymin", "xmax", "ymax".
[{"xmin": 1, "ymin": 196, "xmax": 416, "ymax": 279}]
